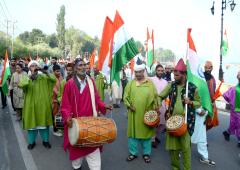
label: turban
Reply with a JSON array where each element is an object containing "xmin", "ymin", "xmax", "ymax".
[
  {"xmin": 134, "ymin": 57, "xmax": 145, "ymax": 71},
  {"xmin": 28, "ymin": 60, "xmax": 39, "ymax": 68}
]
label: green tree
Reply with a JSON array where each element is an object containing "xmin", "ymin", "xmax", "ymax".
[
  {"xmin": 155, "ymin": 48, "xmax": 176, "ymax": 63},
  {"xmin": 18, "ymin": 31, "xmax": 30, "ymax": 44},
  {"xmin": 29, "ymin": 28, "xmax": 46, "ymax": 45},
  {"xmin": 81, "ymin": 40, "xmax": 95, "ymax": 54},
  {"xmin": 47, "ymin": 33, "xmax": 58, "ymax": 48},
  {"xmin": 0, "ymin": 31, "xmax": 11, "ymax": 58},
  {"xmin": 56, "ymin": 5, "xmax": 66, "ymax": 50}
]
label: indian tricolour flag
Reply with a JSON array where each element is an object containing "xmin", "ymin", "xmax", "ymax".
[
  {"xmin": 221, "ymin": 29, "xmax": 228, "ymax": 57},
  {"xmin": 186, "ymin": 28, "xmax": 213, "ymax": 116},
  {"xmin": 110, "ymin": 11, "xmax": 139, "ymax": 85},
  {"xmin": 98, "ymin": 16, "xmax": 114, "ymax": 77},
  {"xmin": 146, "ymin": 28, "xmax": 154, "ymax": 67},
  {"xmin": 0, "ymin": 50, "xmax": 11, "ymax": 96}
]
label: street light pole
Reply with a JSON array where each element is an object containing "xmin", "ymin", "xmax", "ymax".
[
  {"xmin": 219, "ymin": 0, "xmax": 225, "ymax": 81},
  {"xmin": 211, "ymin": 0, "xmax": 236, "ymax": 81}
]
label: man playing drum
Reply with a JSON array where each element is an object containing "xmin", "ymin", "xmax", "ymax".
[
  {"xmin": 159, "ymin": 58, "xmax": 201, "ymax": 170},
  {"xmin": 123, "ymin": 59, "xmax": 159, "ymax": 163},
  {"xmin": 61, "ymin": 58, "xmax": 112, "ymax": 170}
]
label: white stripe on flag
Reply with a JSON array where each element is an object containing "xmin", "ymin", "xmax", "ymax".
[{"xmin": 112, "ymin": 26, "xmax": 131, "ymax": 54}]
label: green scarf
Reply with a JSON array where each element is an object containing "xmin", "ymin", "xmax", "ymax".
[{"xmin": 235, "ymin": 84, "xmax": 240, "ymax": 112}]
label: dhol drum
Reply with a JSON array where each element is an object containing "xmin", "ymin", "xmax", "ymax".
[
  {"xmin": 55, "ymin": 114, "xmax": 64, "ymax": 129},
  {"xmin": 144, "ymin": 110, "xmax": 160, "ymax": 127},
  {"xmin": 166, "ymin": 115, "xmax": 187, "ymax": 136},
  {"xmin": 68, "ymin": 117, "xmax": 117, "ymax": 147}
]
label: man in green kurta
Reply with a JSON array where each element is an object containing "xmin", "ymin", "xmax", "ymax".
[
  {"xmin": 19, "ymin": 60, "xmax": 56, "ymax": 150},
  {"xmin": 93, "ymin": 65, "xmax": 106, "ymax": 101},
  {"xmin": 159, "ymin": 58, "xmax": 201, "ymax": 170},
  {"xmin": 57, "ymin": 62, "xmax": 74, "ymax": 103},
  {"xmin": 124, "ymin": 60, "xmax": 159, "ymax": 163}
]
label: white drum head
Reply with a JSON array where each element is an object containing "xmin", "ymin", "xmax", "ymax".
[
  {"xmin": 166, "ymin": 115, "xmax": 184, "ymax": 130},
  {"xmin": 68, "ymin": 118, "xmax": 79, "ymax": 145}
]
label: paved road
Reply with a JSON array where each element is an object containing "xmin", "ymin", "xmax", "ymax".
[{"xmin": 1, "ymin": 99, "xmax": 240, "ymax": 170}]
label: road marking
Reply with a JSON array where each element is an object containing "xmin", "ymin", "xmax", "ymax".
[{"xmin": 8, "ymin": 99, "xmax": 38, "ymax": 170}]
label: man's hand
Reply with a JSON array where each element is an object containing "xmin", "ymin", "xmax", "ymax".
[
  {"xmin": 155, "ymin": 108, "xmax": 161, "ymax": 116},
  {"xmin": 184, "ymin": 97, "xmax": 193, "ymax": 105},
  {"xmin": 105, "ymin": 104, "xmax": 113, "ymax": 110},
  {"xmin": 42, "ymin": 69, "xmax": 48, "ymax": 75},
  {"xmin": 198, "ymin": 110, "xmax": 206, "ymax": 116},
  {"xmin": 66, "ymin": 117, "xmax": 73, "ymax": 128}
]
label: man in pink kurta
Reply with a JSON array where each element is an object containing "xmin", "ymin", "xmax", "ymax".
[
  {"xmin": 150, "ymin": 64, "xmax": 168, "ymax": 148},
  {"xmin": 61, "ymin": 58, "xmax": 112, "ymax": 170}
]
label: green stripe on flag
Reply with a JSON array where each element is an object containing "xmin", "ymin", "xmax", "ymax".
[
  {"xmin": 221, "ymin": 40, "xmax": 228, "ymax": 56},
  {"xmin": 187, "ymin": 61, "xmax": 213, "ymax": 116},
  {"xmin": 147, "ymin": 50, "xmax": 153, "ymax": 67},
  {"xmin": 111, "ymin": 38, "xmax": 138, "ymax": 85}
]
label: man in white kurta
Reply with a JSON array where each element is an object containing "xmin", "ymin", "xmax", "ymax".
[
  {"xmin": 111, "ymin": 80, "xmax": 123, "ymax": 108},
  {"xmin": 150, "ymin": 64, "xmax": 168, "ymax": 148},
  {"xmin": 191, "ymin": 107, "xmax": 215, "ymax": 166}
]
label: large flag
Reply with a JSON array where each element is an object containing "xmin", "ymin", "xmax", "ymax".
[
  {"xmin": 110, "ymin": 11, "xmax": 139, "ymax": 85},
  {"xmin": 186, "ymin": 29, "xmax": 213, "ymax": 116},
  {"xmin": 221, "ymin": 29, "xmax": 228, "ymax": 56},
  {"xmin": 0, "ymin": 51, "xmax": 11, "ymax": 96},
  {"xmin": 98, "ymin": 17, "xmax": 114, "ymax": 76},
  {"xmin": 146, "ymin": 28, "xmax": 154, "ymax": 67}
]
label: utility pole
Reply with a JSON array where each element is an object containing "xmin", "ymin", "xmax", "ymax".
[
  {"xmin": 11, "ymin": 20, "xmax": 17, "ymax": 59},
  {"xmin": 5, "ymin": 20, "xmax": 11, "ymax": 47}
]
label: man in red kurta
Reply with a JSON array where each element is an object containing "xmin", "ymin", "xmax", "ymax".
[{"xmin": 61, "ymin": 58, "xmax": 112, "ymax": 170}]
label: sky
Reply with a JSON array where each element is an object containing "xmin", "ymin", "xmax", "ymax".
[{"xmin": 0, "ymin": 0, "xmax": 240, "ymax": 66}]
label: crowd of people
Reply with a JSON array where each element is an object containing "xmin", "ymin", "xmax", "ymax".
[{"xmin": 0, "ymin": 55, "xmax": 239, "ymax": 170}]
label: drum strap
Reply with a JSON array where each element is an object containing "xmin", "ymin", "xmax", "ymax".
[{"xmin": 86, "ymin": 77, "xmax": 98, "ymax": 117}]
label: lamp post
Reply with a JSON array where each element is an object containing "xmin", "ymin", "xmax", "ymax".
[{"xmin": 210, "ymin": 0, "xmax": 236, "ymax": 81}]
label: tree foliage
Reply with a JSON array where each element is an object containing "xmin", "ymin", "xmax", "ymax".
[
  {"xmin": 18, "ymin": 29, "xmax": 46, "ymax": 45},
  {"xmin": 47, "ymin": 33, "xmax": 58, "ymax": 48},
  {"xmin": 155, "ymin": 48, "xmax": 176, "ymax": 63},
  {"xmin": 56, "ymin": 5, "xmax": 66, "ymax": 50}
]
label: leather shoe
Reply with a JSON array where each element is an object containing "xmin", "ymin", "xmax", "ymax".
[
  {"xmin": 223, "ymin": 131, "xmax": 230, "ymax": 141},
  {"xmin": 42, "ymin": 141, "xmax": 51, "ymax": 149},
  {"xmin": 27, "ymin": 142, "xmax": 36, "ymax": 150}
]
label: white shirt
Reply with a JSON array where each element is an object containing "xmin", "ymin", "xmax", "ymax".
[{"xmin": 77, "ymin": 76, "xmax": 86, "ymax": 93}]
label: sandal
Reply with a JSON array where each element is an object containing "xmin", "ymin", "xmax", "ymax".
[
  {"xmin": 143, "ymin": 155, "xmax": 151, "ymax": 163},
  {"xmin": 126, "ymin": 154, "xmax": 137, "ymax": 161}
]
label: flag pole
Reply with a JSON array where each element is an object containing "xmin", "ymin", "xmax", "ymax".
[{"xmin": 185, "ymin": 29, "xmax": 189, "ymax": 124}]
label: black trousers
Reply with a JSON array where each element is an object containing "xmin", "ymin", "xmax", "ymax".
[
  {"xmin": 10, "ymin": 89, "xmax": 15, "ymax": 111},
  {"xmin": 0, "ymin": 87, "xmax": 7, "ymax": 107}
]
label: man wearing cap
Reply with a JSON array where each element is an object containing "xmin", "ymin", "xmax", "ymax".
[
  {"xmin": 19, "ymin": 60, "xmax": 56, "ymax": 150},
  {"xmin": 61, "ymin": 58, "xmax": 112, "ymax": 170},
  {"xmin": 124, "ymin": 59, "xmax": 159, "ymax": 163},
  {"xmin": 159, "ymin": 58, "xmax": 201, "ymax": 170},
  {"xmin": 222, "ymin": 71, "xmax": 240, "ymax": 147}
]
